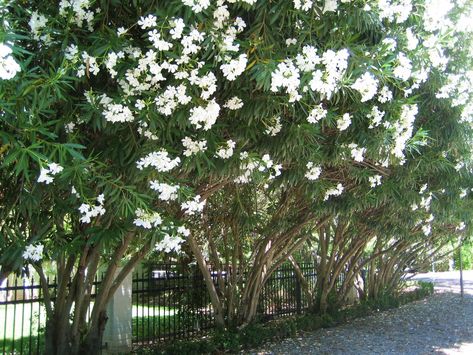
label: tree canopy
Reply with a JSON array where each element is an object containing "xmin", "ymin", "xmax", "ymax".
[{"xmin": 1, "ymin": 0, "xmax": 473, "ymax": 353}]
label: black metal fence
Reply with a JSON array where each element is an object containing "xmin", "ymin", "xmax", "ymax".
[
  {"xmin": 1, "ymin": 276, "xmax": 45, "ymax": 355},
  {"xmin": 1, "ymin": 263, "xmax": 319, "ymax": 353},
  {"xmin": 132, "ymin": 263, "xmax": 319, "ymax": 346},
  {"xmin": 258, "ymin": 263, "xmax": 317, "ymax": 320},
  {"xmin": 132, "ymin": 265, "xmax": 215, "ymax": 345}
]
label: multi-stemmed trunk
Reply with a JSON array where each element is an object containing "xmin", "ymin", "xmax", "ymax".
[
  {"xmin": 188, "ymin": 210, "xmax": 327, "ymax": 328},
  {"xmin": 35, "ymin": 232, "xmax": 151, "ymax": 355}
]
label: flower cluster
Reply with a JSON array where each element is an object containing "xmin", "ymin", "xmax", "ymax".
[
  {"xmin": 224, "ymin": 96, "xmax": 243, "ymax": 110},
  {"xmin": 393, "ymin": 53, "xmax": 412, "ymax": 81},
  {"xmin": 369, "ymin": 175, "xmax": 382, "ymax": 187},
  {"xmin": 367, "ymin": 106, "xmax": 385, "ymax": 128},
  {"xmin": 59, "ymin": 0, "xmax": 96, "ymax": 31},
  {"xmin": 391, "ymin": 104, "xmax": 418, "ymax": 161},
  {"xmin": 348, "ymin": 143, "xmax": 366, "ymax": 162},
  {"xmin": 155, "ymin": 84, "xmax": 192, "ymax": 116},
  {"xmin": 182, "ymin": 137, "xmax": 208, "ymax": 156},
  {"xmin": 271, "ymin": 60, "xmax": 301, "ymax": 102},
  {"xmin": 23, "ymin": 244, "xmax": 44, "ymax": 262},
  {"xmin": 337, "ymin": 113, "xmax": 352, "ymax": 131},
  {"xmin": 182, "ymin": 0, "xmax": 211, "ymax": 13},
  {"xmin": 376, "ymin": 0, "xmax": 413, "ymax": 24},
  {"xmin": 324, "ymin": 183, "xmax": 344, "ymax": 201},
  {"xmin": 188, "ymin": 99, "xmax": 220, "ymax": 130},
  {"xmin": 78, "ymin": 194, "xmax": 106, "ymax": 224},
  {"xmin": 265, "ymin": 116, "xmax": 282, "ymax": 136},
  {"xmin": 378, "ymin": 86, "xmax": 393, "ymax": 103},
  {"xmin": 271, "ymin": 46, "xmax": 350, "ymax": 102},
  {"xmin": 216, "ymin": 140, "xmax": 236, "ymax": 159},
  {"xmin": 221, "ymin": 53, "xmax": 247, "ymax": 81},
  {"xmin": 29, "ymin": 11, "xmax": 48, "ymax": 41},
  {"xmin": 155, "ymin": 234, "xmax": 185, "ymax": 253},
  {"xmin": 307, "ymin": 104, "xmax": 327, "ymax": 124},
  {"xmin": 0, "ymin": 44, "xmax": 21, "ymax": 80},
  {"xmin": 351, "ymin": 72, "xmax": 379, "ymax": 102},
  {"xmin": 308, "ymin": 49, "xmax": 350, "ymax": 99},
  {"xmin": 181, "ymin": 195, "xmax": 206, "ymax": 215},
  {"xmin": 235, "ymin": 153, "xmax": 282, "ymax": 183},
  {"xmin": 37, "ymin": 162, "xmax": 64, "ymax": 184},
  {"xmin": 305, "ymin": 162, "xmax": 322, "ymax": 181},
  {"xmin": 134, "ymin": 208, "xmax": 162, "ymax": 228},
  {"xmin": 102, "ymin": 103, "xmax": 134, "ymax": 123},
  {"xmin": 293, "ymin": 0, "xmax": 313, "ymax": 11},
  {"xmin": 150, "ymin": 181, "xmax": 179, "ymax": 201},
  {"xmin": 137, "ymin": 150, "xmax": 181, "ymax": 171}
]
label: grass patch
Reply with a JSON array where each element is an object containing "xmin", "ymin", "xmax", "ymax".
[{"xmin": 0, "ymin": 303, "xmax": 46, "ymax": 354}]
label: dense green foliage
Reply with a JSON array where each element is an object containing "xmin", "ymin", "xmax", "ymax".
[{"xmin": 1, "ymin": 0, "xmax": 472, "ymax": 352}]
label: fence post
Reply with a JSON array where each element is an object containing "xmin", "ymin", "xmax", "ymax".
[
  {"xmin": 295, "ymin": 272, "xmax": 302, "ymax": 314},
  {"xmin": 102, "ymin": 268, "xmax": 133, "ymax": 354}
]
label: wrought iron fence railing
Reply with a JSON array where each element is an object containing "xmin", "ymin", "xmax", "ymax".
[{"xmin": 0, "ymin": 262, "xmax": 323, "ymax": 353}]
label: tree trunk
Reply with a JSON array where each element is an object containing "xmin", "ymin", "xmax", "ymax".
[
  {"xmin": 44, "ymin": 316, "xmax": 71, "ymax": 355},
  {"xmin": 80, "ymin": 310, "xmax": 108, "ymax": 355},
  {"xmin": 188, "ymin": 234, "xmax": 225, "ymax": 328}
]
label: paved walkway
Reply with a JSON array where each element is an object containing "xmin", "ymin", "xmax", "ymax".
[{"xmin": 249, "ymin": 271, "xmax": 473, "ymax": 355}]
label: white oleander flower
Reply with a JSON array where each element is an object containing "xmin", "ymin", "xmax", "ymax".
[
  {"xmin": 29, "ymin": 11, "xmax": 48, "ymax": 40},
  {"xmin": 265, "ymin": 116, "xmax": 282, "ymax": 136},
  {"xmin": 155, "ymin": 234, "xmax": 185, "ymax": 253},
  {"xmin": 134, "ymin": 209, "xmax": 162, "ymax": 229},
  {"xmin": 224, "ymin": 96, "xmax": 244, "ymax": 110},
  {"xmin": 169, "ymin": 18, "xmax": 185, "ymax": 39},
  {"xmin": 307, "ymin": 104, "xmax": 327, "ymax": 124},
  {"xmin": 138, "ymin": 14, "xmax": 157, "ymax": 29},
  {"xmin": 0, "ymin": 43, "xmax": 21, "ymax": 80},
  {"xmin": 188, "ymin": 99, "xmax": 220, "ymax": 130},
  {"xmin": 182, "ymin": 0, "xmax": 211, "ymax": 13},
  {"xmin": 78, "ymin": 193, "xmax": 106, "ymax": 224},
  {"xmin": 324, "ymin": 183, "xmax": 344, "ymax": 201},
  {"xmin": 369, "ymin": 175, "xmax": 382, "ymax": 187},
  {"xmin": 305, "ymin": 162, "xmax": 322, "ymax": 181},
  {"xmin": 323, "ymin": 0, "xmax": 338, "ymax": 13},
  {"xmin": 137, "ymin": 150, "xmax": 181, "ymax": 172},
  {"xmin": 337, "ymin": 113, "xmax": 352, "ymax": 131},
  {"xmin": 351, "ymin": 72, "xmax": 378, "ymax": 102},
  {"xmin": 422, "ymin": 224, "xmax": 431, "ymax": 236},
  {"xmin": 181, "ymin": 195, "xmax": 206, "ymax": 215},
  {"xmin": 23, "ymin": 244, "xmax": 44, "ymax": 262},
  {"xmin": 378, "ymin": 86, "xmax": 393, "ymax": 103},
  {"xmin": 348, "ymin": 143, "xmax": 366, "ymax": 162},
  {"xmin": 294, "ymin": 0, "xmax": 313, "ymax": 11},
  {"xmin": 368, "ymin": 106, "xmax": 385, "ymax": 128},
  {"xmin": 286, "ymin": 38, "xmax": 297, "ymax": 46},
  {"xmin": 182, "ymin": 137, "xmax": 208, "ymax": 157},
  {"xmin": 271, "ymin": 60, "xmax": 301, "ymax": 102},
  {"xmin": 37, "ymin": 162, "xmax": 64, "ymax": 184},
  {"xmin": 216, "ymin": 140, "xmax": 236, "ymax": 159},
  {"xmin": 150, "ymin": 181, "xmax": 179, "ymax": 201},
  {"xmin": 102, "ymin": 103, "xmax": 134, "ymax": 123},
  {"xmin": 454, "ymin": 162, "xmax": 464, "ymax": 171},
  {"xmin": 405, "ymin": 28, "xmax": 419, "ymax": 51},
  {"xmin": 456, "ymin": 222, "xmax": 466, "ymax": 231},
  {"xmin": 64, "ymin": 44, "xmax": 79, "ymax": 61},
  {"xmin": 221, "ymin": 54, "xmax": 247, "ymax": 81},
  {"xmin": 393, "ymin": 53, "xmax": 412, "ymax": 81}
]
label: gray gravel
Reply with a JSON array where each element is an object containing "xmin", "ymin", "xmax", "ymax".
[{"xmin": 248, "ymin": 271, "xmax": 473, "ymax": 355}]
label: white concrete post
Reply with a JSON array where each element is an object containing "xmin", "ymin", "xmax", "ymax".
[{"xmin": 102, "ymin": 268, "xmax": 133, "ymax": 354}]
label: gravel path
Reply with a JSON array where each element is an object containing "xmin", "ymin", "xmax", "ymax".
[{"xmin": 249, "ymin": 271, "xmax": 473, "ymax": 355}]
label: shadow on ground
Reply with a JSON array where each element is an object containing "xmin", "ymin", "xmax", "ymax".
[{"xmin": 251, "ymin": 271, "xmax": 473, "ymax": 355}]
